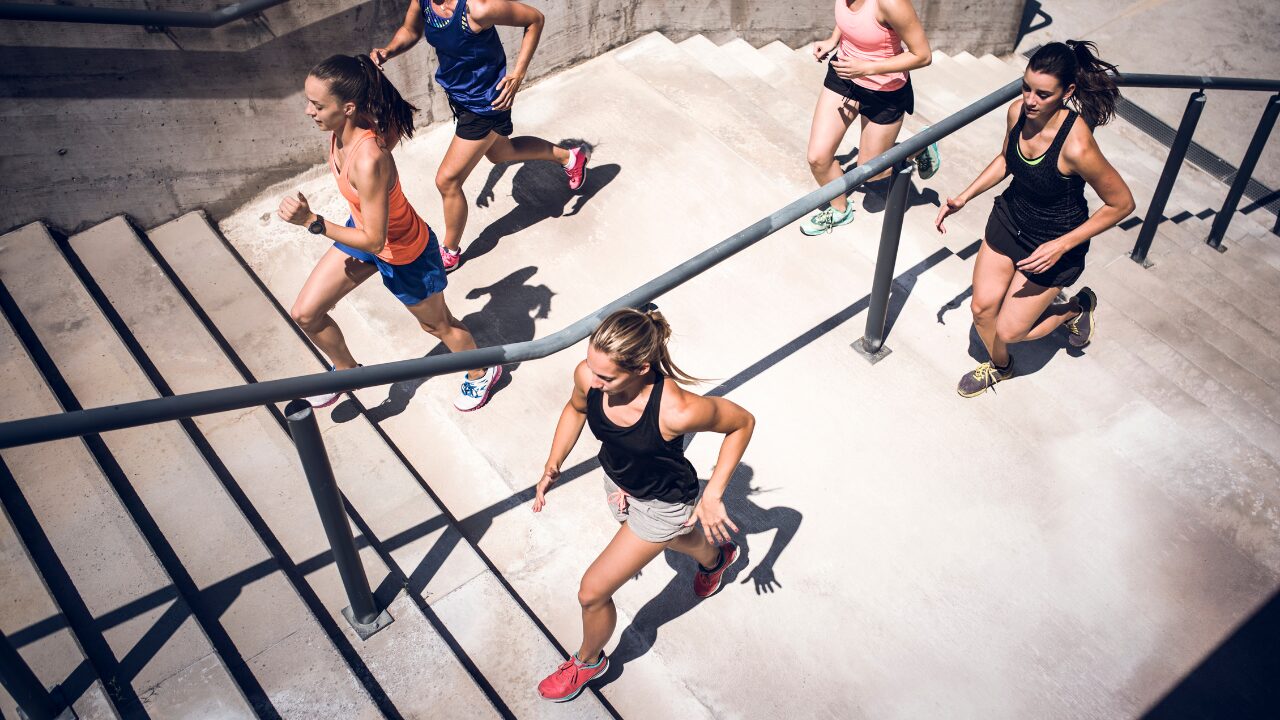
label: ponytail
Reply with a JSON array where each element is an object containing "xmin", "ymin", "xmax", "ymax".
[
  {"xmin": 1027, "ymin": 40, "xmax": 1120, "ymax": 127},
  {"xmin": 309, "ymin": 54, "xmax": 419, "ymax": 141},
  {"xmin": 590, "ymin": 307, "xmax": 703, "ymax": 385}
]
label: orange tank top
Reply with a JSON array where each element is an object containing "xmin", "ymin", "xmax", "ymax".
[
  {"xmin": 835, "ymin": 0, "xmax": 908, "ymax": 91},
  {"xmin": 329, "ymin": 128, "xmax": 431, "ymax": 265}
]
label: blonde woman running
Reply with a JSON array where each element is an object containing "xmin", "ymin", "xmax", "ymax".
[{"xmin": 531, "ymin": 308, "xmax": 755, "ymax": 702}]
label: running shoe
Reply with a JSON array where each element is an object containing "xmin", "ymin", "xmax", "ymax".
[
  {"xmin": 454, "ymin": 365, "xmax": 503, "ymax": 412},
  {"xmin": 956, "ymin": 358, "xmax": 1014, "ymax": 398},
  {"xmin": 564, "ymin": 146, "xmax": 590, "ymax": 191},
  {"xmin": 440, "ymin": 245, "xmax": 461, "ymax": 273},
  {"xmin": 307, "ymin": 366, "xmax": 342, "ymax": 409},
  {"xmin": 800, "ymin": 205, "xmax": 854, "ymax": 235},
  {"xmin": 693, "ymin": 541, "xmax": 739, "ymax": 598},
  {"xmin": 537, "ymin": 652, "xmax": 609, "ymax": 702},
  {"xmin": 1066, "ymin": 286, "xmax": 1097, "ymax": 348},
  {"xmin": 914, "ymin": 128, "xmax": 942, "ymax": 180}
]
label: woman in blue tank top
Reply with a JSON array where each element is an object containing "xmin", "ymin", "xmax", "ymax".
[
  {"xmin": 371, "ymin": 0, "xmax": 590, "ymax": 272},
  {"xmin": 530, "ymin": 308, "xmax": 756, "ymax": 702},
  {"xmin": 935, "ymin": 41, "xmax": 1134, "ymax": 398}
]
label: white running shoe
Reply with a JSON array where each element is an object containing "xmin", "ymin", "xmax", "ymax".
[
  {"xmin": 307, "ymin": 367, "xmax": 341, "ymax": 409},
  {"xmin": 454, "ymin": 365, "xmax": 503, "ymax": 412}
]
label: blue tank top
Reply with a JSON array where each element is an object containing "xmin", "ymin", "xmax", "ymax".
[{"xmin": 422, "ymin": 0, "xmax": 507, "ymax": 116}]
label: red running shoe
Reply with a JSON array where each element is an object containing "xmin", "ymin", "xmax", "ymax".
[
  {"xmin": 537, "ymin": 653, "xmax": 608, "ymax": 702},
  {"xmin": 693, "ymin": 542, "xmax": 739, "ymax": 598},
  {"xmin": 440, "ymin": 245, "xmax": 460, "ymax": 272},
  {"xmin": 564, "ymin": 146, "xmax": 590, "ymax": 191}
]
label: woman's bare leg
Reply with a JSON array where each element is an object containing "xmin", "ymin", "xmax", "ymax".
[
  {"xmin": 806, "ymin": 87, "xmax": 859, "ymax": 213},
  {"xmin": 485, "ymin": 135, "xmax": 570, "ymax": 165},
  {"xmin": 290, "ymin": 247, "xmax": 377, "ymax": 369},
  {"xmin": 666, "ymin": 528, "xmax": 720, "ymax": 568},
  {"xmin": 854, "ymin": 113, "xmax": 906, "ymax": 183},
  {"xmin": 575, "ymin": 524, "xmax": 667, "ymax": 663},
  {"xmin": 403, "ymin": 292, "xmax": 485, "ymax": 380},
  {"xmin": 970, "ymin": 240, "xmax": 1018, "ymax": 367},
  {"xmin": 993, "ymin": 273, "xmax": 1079, "ymax": 346},
  {"xmin": 436, "ymin": 133, "xmax": 501, "ymax": 252}
]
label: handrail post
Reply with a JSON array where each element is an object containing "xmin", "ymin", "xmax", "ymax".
[
  {"xmin": 284, "ymin": 400, "xmax": 393, "ymax": 640},
  {"xmin": 0, "ymin": 627, "xmax": 68, "ymax": 720},
  {"xmin": 856, "ymin": 160, "xmax": 914, "ymax": 363},
  {"xmin": 1130, "ymin": 91, "xmax": 1206, "ymax": 267},
  {"xmin": 1207, "ymin": 93, "xmax": 1280, "ymax": 250}
]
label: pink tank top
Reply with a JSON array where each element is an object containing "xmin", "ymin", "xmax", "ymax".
[
  {"xmin": 834, "ymin": 0, "xmax": 908, "ymax": 91},
  {"xmin": 329, "ymin": 128, "xmax": 431, "ymax": 265}
]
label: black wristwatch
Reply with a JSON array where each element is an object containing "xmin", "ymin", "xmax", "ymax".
[{"xmin": 307, "ymin": 214, "xmax": 326, "ymax": 235}]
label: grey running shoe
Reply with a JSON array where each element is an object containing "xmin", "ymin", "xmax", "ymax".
[
  {"xmin": 956, "ymin": 359, "xmax": 1014, "ymax": 398},
  {"xmin": 1067, "ymin": 287, "xmax": 1097, "ymax": 348}
]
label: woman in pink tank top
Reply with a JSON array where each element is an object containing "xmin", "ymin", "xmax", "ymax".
[
  {"xmin": 801, "ymin": 0, "xmax": 940, "ymax": 236},
  {"xmin": 277, "ymin": 55, "xmax": 503, "ymax": 413}
]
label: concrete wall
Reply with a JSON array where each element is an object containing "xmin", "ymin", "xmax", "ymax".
[{"xmin": 0, "ymin": 0, "xmax": 1025, "ymax": 232}]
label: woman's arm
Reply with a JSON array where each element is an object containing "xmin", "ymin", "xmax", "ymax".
[
  {"xmin": 935, "ymin": 100, "xmax": 1018, "ymax": 233},
  {"xmin": 371, "ymin": 0, "xmax": 426, "ymax": 67},
  {"xmin": 532, "ymin": 361, "xmax": 592, "ymax": 512},
  {"xmin": 1016, "ymin": 124, "xmax": 1135, "ymax": 274},
  {"xmin": 813, "ymin": 26, "xmax": 841, "ymax": 61},
  {"xmin": 470, "ymin": 0, "xmax": 545, "ymax": 111},
  {"xmin": 833, "ymin": 0, "xmax": 931, "ymax": 78},
  {"xmin": 665, "ymin": 392, "xmax": 756, "ymax": 544}
]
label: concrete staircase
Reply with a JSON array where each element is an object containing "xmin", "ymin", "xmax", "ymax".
[{"xmin": 3, "ymin": 32, "xmax": 1279, "ymax": 719}]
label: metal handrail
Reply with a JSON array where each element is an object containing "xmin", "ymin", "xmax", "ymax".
[
  {"xmin": 0, "ymin": 71, "xmax": 1276, "ymax": 450},
  {"xmin": 0, "ymin": 0, "xmax": 288, "ymax": 28}
]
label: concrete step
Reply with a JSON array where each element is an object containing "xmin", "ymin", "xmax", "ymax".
[
  {"xmin": 1164, "ymin": 215, "xmax": 1280, "ymax": 311},
  {"xmin": 68, "ymin": 216, "xmax": 517, "ymax": 718},
  {"xmin": 674, "ymin": 35, "xmax": 814, "ymax": 138},
  {"xmin": 145, "ymin": 211, "xmax": 609, "ymax": 719},
  {"xmin": 0, "ymin": 321, "xmax": 118, "ymax": 720},
  {"xmin": 0, "ymin": 223, "xmax": 256, "ymax": 718}
]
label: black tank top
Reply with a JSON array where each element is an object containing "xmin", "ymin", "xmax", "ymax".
[
  {"xmin": 997, "ymin": 109, "xmax": 1091, "ymax": 247},
  {"xmin": 586, "ymin": 373, "xmax": 700, "ymax": 504}
]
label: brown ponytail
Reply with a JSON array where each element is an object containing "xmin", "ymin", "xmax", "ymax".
[
  {"xmin": 590, "ymin": 308, "xmax": 702, "ymax": 385},
  {"xmin": 309, "ymin": 54, "xmax": 419, "ymax": 141},
  {"xmin": 1027, "ymin": 40, "xmax": 1120, "ymax": 127}
]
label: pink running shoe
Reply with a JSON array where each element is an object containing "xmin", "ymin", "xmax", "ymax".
[
  {"xmin": 693, "ymin": 542, "xmax": 739, "ymax": 598},
  {"xmin": 564, "ymin": 146, "xmax": 590, "ymax": 191},
  {"xmin": 538, "ymin": 653, "xmax": 608, "ymax": 702},
  {"xmin": 440, "ymin": 245, "xmax": 460, "ymax": 272}
]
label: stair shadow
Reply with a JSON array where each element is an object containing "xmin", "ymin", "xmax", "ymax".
[
  {"xmin": 342, "ymin": 266, "xmax": 554, "ymax": 424},
  {"xmin": 596, "ymin": 464, "xmax": 802, "ymax": 687},
  {"xmin": 1142, "ymin": 586, "xmax": 1280, "ymax": 719},
  {"xmin": 462, "ymin": 144, "xmax": 618, "ymax": 268}
]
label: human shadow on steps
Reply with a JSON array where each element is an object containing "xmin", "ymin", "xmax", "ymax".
[
  {"xmin": 595, "ymin": 463, "xmax": 802, "ymax": 687},
  {"xmin": 338, "ymin": 266, "xmax": 554, "ymax": 423},
  {"xmin": 460, "ymin": 140, "xmax": 620, "ymax": 268}
]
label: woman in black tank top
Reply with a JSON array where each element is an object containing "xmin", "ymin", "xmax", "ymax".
[
  {"xmin": 530, "ymin": 308, "xmax": 755, "ymax": 702},
  {"xmin": 934, "ymin": 41, "xmax": 1135, "ymax": 398}
]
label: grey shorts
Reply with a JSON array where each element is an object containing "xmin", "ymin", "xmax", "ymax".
[{"xmin": 603, "ymin": 476, "xmax": 695, "ymax": 544}]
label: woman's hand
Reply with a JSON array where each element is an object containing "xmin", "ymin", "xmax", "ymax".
[
  {"xmin": 369, "ymin": 47, "xmax": 391, "ymax": 69},
  {"xmin": 832, "ymin": 57, "xmax": 873, "ymax": 80},
  {"xmin": 934, "ymin": 196, "xmax": 965, "ymax": 233},
  {"xmin": 1017, "ymin": 238, "xmax": 1069, "ymax": 275},
  {"xmin": 278, "ymin": 192, "xmax": 315, "ymax": 226},
  {"xmin": 531, "ymin": 463, "xmax": 559, "ymax": 512},
  {"xmin": 492, "ymin": 72, "xmax": 525, "ymax": 111},
  {"xmin": 686, "ymin": 493, "xmax": 739, "ymax": 545},
  {"xmin": 813, "ymin": 38, "xmax": 838, "ymax": 62}
]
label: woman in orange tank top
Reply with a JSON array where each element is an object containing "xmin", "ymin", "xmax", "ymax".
[
  {"xmin": 277, "ymin": 55, "xmax": 503, "ymax": 412},
  {"xmin": 801, "ymin": 0, "xmax": 939, "ymax": 236}
]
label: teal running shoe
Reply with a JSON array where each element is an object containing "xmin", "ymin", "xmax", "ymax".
[
  {"xmin": 800, "ymin": 206, "xmax": 854, "ymax": 235},
  {"xmin": 914, "ymin": 131, "xmax": 942, "ymax": 180}
]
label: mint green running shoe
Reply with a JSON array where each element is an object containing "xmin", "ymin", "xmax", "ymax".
[
  {"xmin": 914, "ymin": 130, "xmax": 942, "ymax": 180},
  {"xmin": 800, "ymin": 206, "xmax": 854, "ymax": 236}
]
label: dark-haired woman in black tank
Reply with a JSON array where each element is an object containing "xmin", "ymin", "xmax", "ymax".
[
  {"xmin": 935, "ymin": 41, "xmax": 1134, "ymax": 397},
  {"xmin": 530, "ymin": 308, "xmax": 755, "ymax": 702}
]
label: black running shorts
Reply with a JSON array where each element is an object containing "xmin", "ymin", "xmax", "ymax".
[
  {"xmin": 449, "ymin": 99, "xmax": 514, "ymax": 141},
  {"xmin": 823, "ymin": 61, "xmax": 915, "ymax": 125},
  {"xmin": 984, "ymin": 197, "xmax": 1089, "ymax": 289}
]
